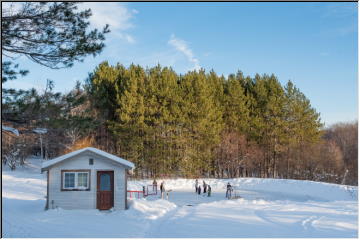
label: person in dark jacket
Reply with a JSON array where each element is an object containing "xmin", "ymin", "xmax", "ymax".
[
  {"xmin": 195, "ymin": 179, "xmax": 199, "ymax": 193},
  {"xmin": 197, "ymin": 185, "xmax": 201, "ymax": 195},
  {"xmin": 226, "ymin": 182, "xmax": 232, "ymax": 199},
  {"xmin": 153, "ymin": 179, "xmax": 157, "ymax": 192},
  {"xmin": 207, "ymin": 184, "xmax": 211, "ymax": 197},
  {"xmin": 203, "ymin": 181, "xmax": 207, "ymax": 193},
  {"xmin": 160, "ymin": 181, "xmax": 165, "ymax": 199}
]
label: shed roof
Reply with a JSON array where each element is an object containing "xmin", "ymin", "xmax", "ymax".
[{"xmin": 41, "ymin": 147, "xmax": 134, "ymax": 171}]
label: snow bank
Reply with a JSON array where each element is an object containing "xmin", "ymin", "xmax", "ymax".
[
  {"xmin": 129, "ymin": 199, "xmax": 177, "ymax": 220},
  {"xmin": 2, "ymin": 174, "xmax": 46, "ymax": 200},
  {"xmin": 2, "ymin": 156, "xmax": 45, "ymax": 200}
]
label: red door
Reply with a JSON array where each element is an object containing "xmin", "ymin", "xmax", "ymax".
[{"xmin": 97, "ymin": 171, "xmax": 114, "ymax": 210}]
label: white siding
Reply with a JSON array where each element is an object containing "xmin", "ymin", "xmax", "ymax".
[{"xmin": 48, "ymin": 151, "xmax": 126, "ymax": 210}]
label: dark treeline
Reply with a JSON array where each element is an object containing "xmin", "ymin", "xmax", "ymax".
[{"xmin": 2, "ymin": 62, "xmax": 358, "ymax": 185}]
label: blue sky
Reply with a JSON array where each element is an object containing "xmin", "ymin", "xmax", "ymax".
[{"xmin": 2, "ymin": 2, "xmax": 358, "ymax": 126}]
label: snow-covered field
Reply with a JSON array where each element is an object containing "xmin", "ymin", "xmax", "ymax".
[{"xmin": 2, "ymin": 157, "xmax": 358, "ymax": 238}]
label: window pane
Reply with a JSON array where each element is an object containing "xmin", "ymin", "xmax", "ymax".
[
  {"xmin": 100, "ymin": 173, "xmax": 111, "ymax": 191},
  {"xmin": 64, "ymin": 173, "xmax": 75, "ymax": 188},
  {"xmin": 78, "ymin": 173, "xmax": 88, "ymax": 188}
]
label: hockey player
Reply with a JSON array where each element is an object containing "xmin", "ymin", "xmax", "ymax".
[
  {"xmin": 195, "ymin": 179, "xmax": 199, "ymax": 193},
  {"xmin": 160, "ymin": 181, "xmax": 165, "ymax": 199},
  {"xmin": 226, "ymin": 182, "xmax": 232, "ymax": 199}
]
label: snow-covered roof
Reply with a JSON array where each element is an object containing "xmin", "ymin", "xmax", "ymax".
[
  {"xmin": 41, "ymin": 147, "xmax": 134, "ymax": 171},
  {"xmin": 33, "ymin": 128, "xmax": 47, "ymax": 134},
  {"xmin": 2, "ymin": 125, "xmax": 19, "ymax": 136}
]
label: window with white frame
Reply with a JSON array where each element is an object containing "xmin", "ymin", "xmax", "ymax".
[{"xmin": 62, "ymin": 171, "xmax": 90, "ymax": 190}]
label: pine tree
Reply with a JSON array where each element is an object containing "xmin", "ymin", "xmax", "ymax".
[
  {"xmin": 2, "ymin": 2, "xmax": 109, "ymax": 82},
  {"xmin": 217, "ymin": 73, "xmax": 251, "ymax": 177},
  {"xmin": 178, "ymin": 70, "xmax": 223, "ymax": 177},
  {"xmin": 283, "ymin": 80, "xmax": 323, "ymax": 178},
  {"xmin": 250, "ymin": 74, "xmax": 287, "ymax": 177},
  {"xmin": 86, "ymin": 61, "xmax": 121, "ymax": 121},
  {"xmin": 144, "ymin": 65, "xmax": 182, "ymax": 177},
  {"xmin": 108, "ymin": 64, "xmax": 146, "ymax": 176}
]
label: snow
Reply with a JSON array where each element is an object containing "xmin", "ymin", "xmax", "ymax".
[
  {"xmin": 41, "ymin": 147, "xmax": 134, "ymax": 171},
  {"xmin": 2, "ymin": 125, "xmax": 19, "ymax": 136},
  {"xmin": 33, "ymin": 128, "xmax": 47, "ymax": 134},
  {"xmin": 2, "ymin": 157, "xmax": 358, "ymax": 238}
]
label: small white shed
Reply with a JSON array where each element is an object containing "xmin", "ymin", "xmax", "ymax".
[{"xmin": 41, "ymin": 147, "xmax": 134, "ymax": 210}]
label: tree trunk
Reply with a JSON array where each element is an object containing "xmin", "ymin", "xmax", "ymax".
[
  {"xmin": 286, "ymin": 147, "xmax": 290, "ymax": 179},
  {"xmin": 273, "ymin": 150, "xmax": 276, "ymax": 178}
]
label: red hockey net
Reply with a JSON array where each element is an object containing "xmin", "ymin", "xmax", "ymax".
[
  {"xmin": 127, "ymin": 190, "xmax": 144, "ymax": 199},
  {"xmin": 145, "ymin": 184, "xmax": 157, "ymax": 196},
  {"xmin": 127, "ymin": 185, "xmax": 158, "ymax": 198}
]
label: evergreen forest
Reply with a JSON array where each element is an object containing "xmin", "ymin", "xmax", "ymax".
[{"xmin": 2, "ymin": 62, "xmax": 358, "ymax": 185}]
